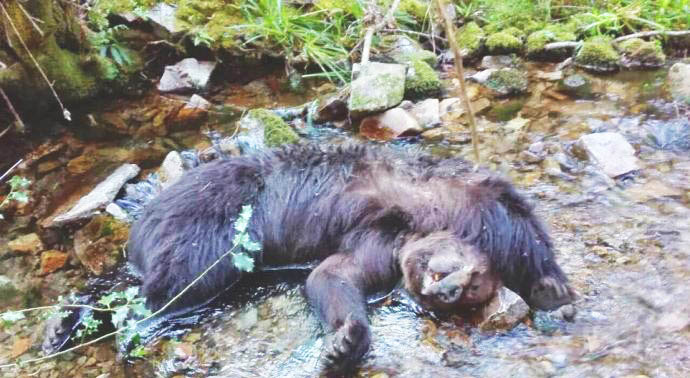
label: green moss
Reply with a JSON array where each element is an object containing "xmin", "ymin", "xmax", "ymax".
[
  {"xmin": 485, "ymin": 32, "xmax": 522, "ymax": 55},
  {"xmin": 489, "ymin": 99, "xmax": 525, "ymax": 121},
  {"xmin": 575, "ymin": 37, "xmax": 620, "ymax": 72},
  {"xmin": 247, "ymin": 109, "xmax": 299, "ymax": 147},
  {"xmin": 399, "ymin": 0, "xmax": 430, "ymax": 22},
  {"xmin": 485, "ymin": 68, "xmax": 528, "ymax": 96},
  {"xmin": 382, "ymin": 35, "xmax": 437, "ymax": 66},
  {"xmin": 404, "ymin": 58, "xmax": 441, "ymax": 99},
  {"xmin": 455, "ymin": 22, "xmax": 485, "ymax": 59},
  {"xmin": 503, "ymin": 27, "xmax": 525, "ymax": 39},
  {"xmin": 618, "ymin": 38, "xmax": 666, "ymax": 69},
  {"xmin": 314, "ymin": 0, "xmax": 364, "ymax": 16},
  {"xmin": 526, "ymin": 25, "xmax": 577, "ymax": 58}
]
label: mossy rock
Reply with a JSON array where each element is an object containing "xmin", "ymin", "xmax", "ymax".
[
  {"xmin": 455, "ymin": 22, "xmax": 485, "ymax": 61},
  {"xmin": 485, "ymin": 68, "xmax": 528, "ymax": 97},
  {"xmin": 575, "ymin": 37, "xmax": 620, "ymax": 73},
  {"xmin": 382, "ymin": 35, "xmax": 437, "ymax": 66},
  {"xmin": 404, "ymin": 58, "xmax": 442, "ymax": 100},
  {"xmin": 488, "ymin": 99, "xmax": 525, "ymax": 121},
  {"xmin": 486, "ymin": 32, "xmax": 523, "ymax": 55},
  {"xmin": 526, "ymin": 26, "xmax": 577, "ymax": 60},
  {"xmin": 246, "ymin": 109, "xmax": 299, "ymax": 147},
  {"xmin": 617, "ymin": 38, "xmax": 666, "ymax": 69},
  {"xmin": 399, "ymin": 0, "xmax": 431, "ymax": 22}
]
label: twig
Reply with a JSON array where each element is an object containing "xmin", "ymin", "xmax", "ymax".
[
  {"xmin": 544, "ymin": 41, "xmax": 581, "ymax": 51},
  {"xmin": 17, "ymin": 2, "xmax": 44, "ymax": 37},
  {"xmin": 615, "ymin": 30, "xmax": 690, "ymax": 42},
  {"xmin": 381, "ymin": 28, "xmax": 446, "ymax": 41},
  {"xmin": 0, "ymin": 86, "xmax": 25, "ymax": 132},
  {"xmin": 0, "ymin": 159, "xmax": 23, "ymax": 184},
  {"xmin": 0, "ymin": 2, "xmax": 70, "ymax": 121},
  {"xmin": 433, "ymin": 0, "xmax": 480, "ymax": 165},
  {"xmin": 0, "ymin": 233, "xmax": 245, "ymax": 369},
  {"xmin": 360, "ymin": 0, "xmax": 401, "ymax": 64}
]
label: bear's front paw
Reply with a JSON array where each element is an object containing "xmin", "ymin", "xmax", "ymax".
[
  {"xmin": 529, "ymin": 276, "xmax": 578, "ymax": 311},
  {"xmin": 324, "ymin": 313, "xmax": 371, "ymax": 370}
]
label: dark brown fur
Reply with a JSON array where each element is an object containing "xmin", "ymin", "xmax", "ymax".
[{"xmin": 127, "ymin": 143, "xmax": 575, "ymax": 368}]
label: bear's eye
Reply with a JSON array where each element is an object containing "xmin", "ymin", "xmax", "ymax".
[{"xmin": 470, "ymin": 284, "xmax": 480, "ymax": 291}]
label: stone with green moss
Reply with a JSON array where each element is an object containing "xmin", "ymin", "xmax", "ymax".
[
  {"xmin": 455, "ymin": 22, "xmax": 485, "ymax": 60},
  {"xmin": 575, "ymin": 37, "xmax": 620, "ymax": 73},
  {"xmin": 349, "ymin": 62, "xmax": 406, "ymax": 118},
  {"xmin": 383, "ymin": 35, "xmax": 437, "ymax": 66},
  {"xmin": 0, "ymin": 276, "xmax": 19, "ymax": 305},
  {"xmin": 489, "ymin": 99, "xmax": 525, "ymax": 121},
  {"xmin": 526, "ymin": 26, "xmax": 577, "ymax": 60},
  {"xmin": 486, "ymin": 32, "xmax": 523, "ymax": 55},
  {"xmin": 242, "ymin": 109, "xmax": 299, "ymax": 148},
  {"xmin": 485, "ymin": 68, "xmax": 528, "ymax": 97},
  {"xmin": 618, "ymin": 38, "xmax": 666, "ymax": 69},
  {"xmin": 404, "ymin": 59, "xmax": 442, "ymax": 99}
]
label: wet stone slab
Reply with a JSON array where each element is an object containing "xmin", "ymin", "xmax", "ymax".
[{"xmin": 576, "ymin": 132, "xmax": 640, "ymax": 177}]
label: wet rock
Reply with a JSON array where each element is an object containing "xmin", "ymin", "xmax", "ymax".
[
  {"xmin": 360, "ymin": 108, "xmax": 422, "ymax": 141},
  {"xmin": 10, "ymin": 337, "xmax": 31, "ymax": 359},
  {"xmin": 159, "ymin": 151, "xmax": 185, "ymax": 188},
  {"xmin": 384, "ymin": 35, "xmax": 437, "ymax": 66},
  {"xmin": 37, "ymin": 160, "xmax": 63, "ymax": 175},
  {"xmin": 8, "ymin": 233, "xmax": 43, "ymax": 254},
  {"xmin": 617, "ymin": 38, "xmax": 665, "ymax": 69},
  {"xmin": 157, "ymin": 58, "xmax": 217, "ymax": 93},
  {"xmin": 455, "ymin": 22, "xmax": 485, "ymax": 61},
  {"xmin": 51, "ymin": 164, "xmax": 141, "ymax": 227},
  {"xmin": 421, "ymin": 128, "xmax": 472, "ymax": 144},
  {"xmin": 404, "ymin": 59, "xmax": 442, "ymax": 100},
  {"xmin": 439, "ymin": 97, "xmax": 491, "ymax": 121},
  {"xmin": 575, "ymin": 37, "xmax": 620, "ymax": 73},
  {"xmin": 668, "ymin": 62, "xmax": 690, "ymax": 104},
  {"xmin": 173, "ymin": 94, "xmax": 211, "ymax": 127},
  {"xmin": 349, "ymin": 62, "xmax": 406, "ymax": 118},
  {"xmin": 485, "ymin": 30, "xmax": 523, "ymax": 55},
  {"xmin": 479, "ymin": 287, "xmax": 529, "ymax": 331},
  {"xmin": 73, "ymin": 215, "xmax": 129, "ymax": 275},
  {"xmin": 144, "ymin": 3, "xmax": 183, "ymax": 38},
  {"xmin": 656, "ymin": 311, "xmax": 690, "ymax": 333},
  {"xmin": 479, "ymin": 55, "xmax": 515, "ymax": 70},
  {"xmin": 520, "ymin": 141, "xmax": 547, "ymax": 163},
  {"xmin": 483, "ymin": 68, "xmax": 528, "ymax": 97},
  {"xmin": 558, "ymin": 74, "xmax": 592, "ymax": 99},
  {"xmin": 0, "ymin": 275, "xmax": 19, "ymax": 305},
  {"xmin": 535, "ymin": 70, "xmax": 564, "ymax": 81},
  {"xmin": 576, "ymin": 132, "xmax": 640, "ymax": 177},
  {"xmin": 488, "ymin": 99, "xmax": 524, "ymax": 121},
  {"xmin": 238, "ymin": 109, "xmax": 299, "ymax": 148},
  {"xmin": 645, "ymin": 119, "xmax": 690, "ymax": 151},
  {"xmin": 314, "ymin": 87, "xmax": 349, "ymax": 123},
  {"xmin": 40, "ymin": 250, "xmax": 69, "ymax": 275},
  {"xmin": 404, "ymin": 99, "xmax": 440, "ymax": 128},
  {"xmin": 105, "ymin": 203, "xmax": 129, "ymax": 222}
]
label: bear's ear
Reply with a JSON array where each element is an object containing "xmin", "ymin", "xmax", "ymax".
[
  {"xmin": 374, "ymin": 205, "xmax": 412, "ymax": 234},
  {"xmin": 479, "ymin": 177, "xmax": 534, "ymax": 216}
]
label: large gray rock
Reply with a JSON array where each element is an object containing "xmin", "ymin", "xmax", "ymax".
[
  {"xmin": 158, "ymin": 58, "xmax": 217, "ymax": 93},
  {"xmin": 349, "ymin": 62, "xmax": 406, "ymax": 118},
  {"xmin": 51, "ymin": 164, "xmax": 140, "ymax": 226},
  {"xmin": 404, "ymin": 98, "xmax": 440, "ymax": 129},
  {"xmin": 145, "ymin": 3, "xmax": 183, "ymax": 37},
  {"xmin": 668, "ymin": 62, "xmax": 690, "ymax": 104},
  {"xmin": 577, "ymin": 132, "xmax": 640, "ymax": 177},
  {"xmin": 384, "ymin": 35, "xmax": 437, "ymax": 66}
]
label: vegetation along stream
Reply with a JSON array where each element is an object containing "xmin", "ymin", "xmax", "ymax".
[{"xmin": 1, "ymin": 1, "xmax": 689, "ymax": 377}]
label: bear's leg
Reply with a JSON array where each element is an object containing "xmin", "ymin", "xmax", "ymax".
[{"xmin": 305, "ymin": 253, "xmax": 371, "ymax": 370}]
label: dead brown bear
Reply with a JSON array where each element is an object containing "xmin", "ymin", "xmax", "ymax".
[{"xmin": 124, "ymin": 143, "xmax": 575, "ymax": 369}]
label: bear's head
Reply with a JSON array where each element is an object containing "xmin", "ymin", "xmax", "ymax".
[{"xmin": 399, "ymin": 232, "xmax": 500, "ymax": 312}]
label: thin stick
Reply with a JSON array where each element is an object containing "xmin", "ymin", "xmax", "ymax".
[
  {"xmin": 433, "ymin": 0, "xmax": 480, "ymax": 165},
  {"xmin": 0, "ymin": 239, "xmax": 244, "ymax": 369},
  {"xmin": 360, "ymin": 0, "xmax": 401, "ymax": 64},
  {"xmin": 0, "ymin": 86, "xmax": 25, "ymax": 132},
  {"xmin": 615, "ymin": 30, "xmax": 690, "ymax": 42},
  {"xmin": 17, "ymin": 2, "xmax": 44, "ymax": 36},
  {"xmin": 0, "ymin": 159, "xmax": 22, "ymax": 184},
  {"xmin": 0, "ymin": 2, "xmax": 70, "ymax": 121}
]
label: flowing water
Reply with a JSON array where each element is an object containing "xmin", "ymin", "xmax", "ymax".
[{"xmin": 1, "ymin": 64, "xmax": 689, "ymax": 378}]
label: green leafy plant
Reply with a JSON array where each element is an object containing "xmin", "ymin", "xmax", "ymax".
[
  {"xmin": 91, "ymin": 25, "xmax": 133, "ymax": 66},
  {"xmin": 0, "ymin": 175, "xmax": 31, "ymax": 220},
  {"xmin": 0, "ymin": 204, "xmax": 260, "ymax": 368}
]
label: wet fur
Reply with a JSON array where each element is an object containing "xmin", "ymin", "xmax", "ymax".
[{"xmin": 126, "ymin": 143, "xmax": 572, "ymax": 367}]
